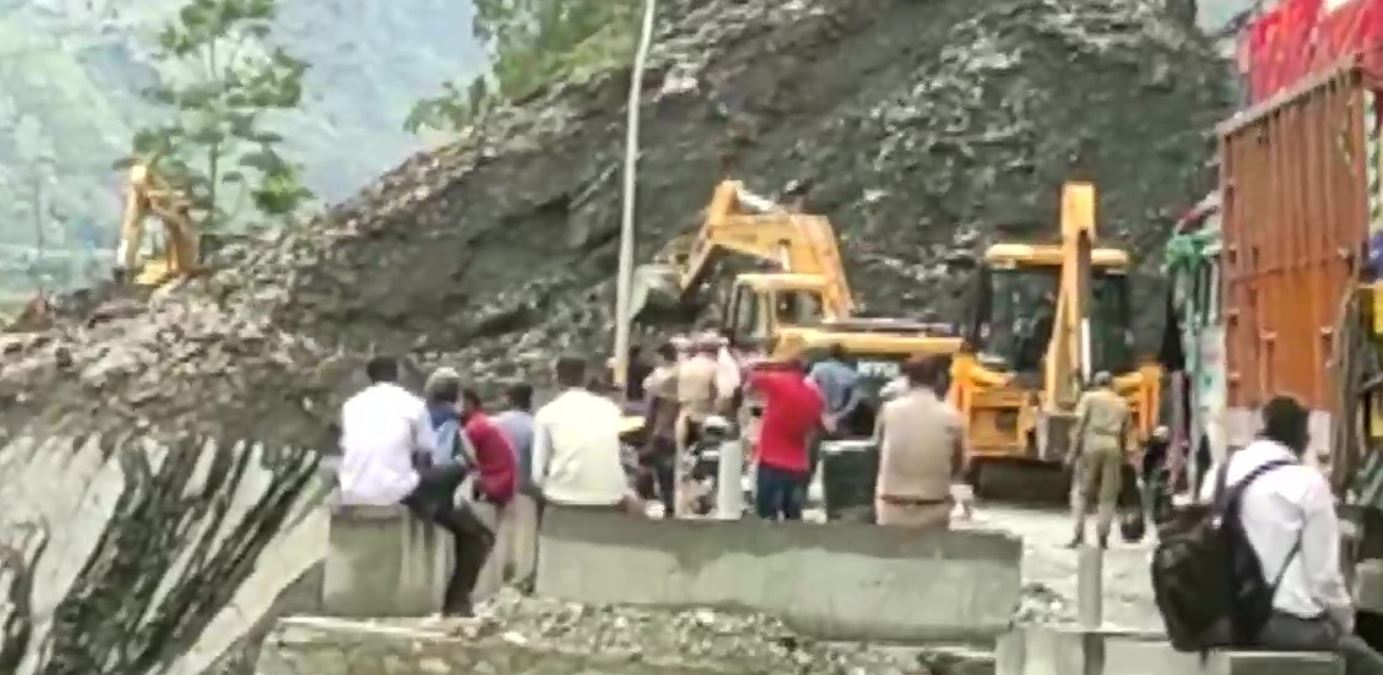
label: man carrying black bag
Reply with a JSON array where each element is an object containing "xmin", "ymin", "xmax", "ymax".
[{"xmin": 1153, "ymin": 395, "xmax": 1383, "ymax": 674}]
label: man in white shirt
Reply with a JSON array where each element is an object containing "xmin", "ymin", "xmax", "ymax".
[
  {"xmin": 339, "ymin": 356, "xmax": 438, "ymax": 506},
  {"xmin": 337, "ymin": 357, "xmax": 492, "ymax": 617},
  {"xmin": 532, "ymin": 355, "xmax": 632, "ymax": 509},
  {"xmin": 1203, "ymin": 395, "xmax": 1383, "ymax": 675}
]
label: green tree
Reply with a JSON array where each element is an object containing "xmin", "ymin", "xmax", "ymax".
[
  {"xmin": 127, "ymin": 0, "xmax": 311, "ymax": 232},
  {"xmin": 407, "ymin": 0, "xmax": 639, "ymax": 133}
]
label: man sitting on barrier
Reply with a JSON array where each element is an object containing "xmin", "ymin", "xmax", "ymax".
[
  {"xmin": 532, "ymin": 355, "xmax": 639, "ymax": 515},
  {"xmin": 337, "ymin": 356, "xmax": 494, "ymax": 617}
]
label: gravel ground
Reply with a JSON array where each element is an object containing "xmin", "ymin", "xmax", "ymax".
[{"xmin": 956, "ymin": 503, "xmax": 1163, "ymax": 633}]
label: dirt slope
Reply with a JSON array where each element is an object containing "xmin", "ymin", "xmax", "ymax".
[{"xmin": 1, "ymin": 0, "xmax": 1231, "ymax": 446}]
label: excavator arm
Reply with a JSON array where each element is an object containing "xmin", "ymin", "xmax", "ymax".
[
  {"xmin": 116, "ymin": 163, "xmax": 201, "ymax": 286},
  {"xmin": 655, "ymin": 180, "xmax": 855, "ymax": 318},
  {"xmin": 1044, "ymin": 181, "xmax": 1096, "ymax": 411}
]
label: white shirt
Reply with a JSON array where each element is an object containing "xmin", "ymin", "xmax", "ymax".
[
  {"xmin": 531, "ymin": 388, "xmax": 628, "ymax": 506},
  {"xmin": 1200, "ymin": 439, "xmax": 1354, "ymax": 631},
  {"xmin": 338, "ymin": 382, "xmax": 436, "ymax": 506}
]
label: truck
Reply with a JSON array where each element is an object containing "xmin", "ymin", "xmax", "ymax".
[{"xmin": 1161, "ymin": 59, "xmax": 1383, "ymax": 631}]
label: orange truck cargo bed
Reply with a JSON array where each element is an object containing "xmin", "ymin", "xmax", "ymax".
[{"xmin": 1219, "ymin": 64, "xmax": 1378, "ymax": 414}]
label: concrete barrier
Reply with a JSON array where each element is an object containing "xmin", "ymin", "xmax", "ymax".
[
  {"xmin": 996, "ymin": 625, "xmax": 1342, "ymax": 675},
  {"xmin": 321, "ymin": 504, "xmax": 452, "ymax": 617},
  {"xmin": 534, "ymin": 506, "xmax": 1021, "ymax": 642}
]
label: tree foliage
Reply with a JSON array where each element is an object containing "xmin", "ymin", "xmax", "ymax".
[
  {"xmin": 406, "ymin": 0, "xmax": 639, "ymax": 133},
  {"xmin": 126, "ymin": 0, "xmax": 311, "ymax": 232}
]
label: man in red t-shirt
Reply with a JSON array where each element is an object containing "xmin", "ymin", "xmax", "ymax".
[
  {"xmin": 456, "ymin": 389, "xmax": 518, "ymax": 611},
  {"xmin": 748, "ymin": 358, "xmax": 824, "ymax": 521},
  {"xmin": 461, "ymin": 390, "xmax": 518, "ymax": 506}
]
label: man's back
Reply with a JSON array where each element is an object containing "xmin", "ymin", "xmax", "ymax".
[
  {"xmin": 1206, "ymin": 439, "xmax": 1351, "ymax": 625},
  {"xmin": 752, "ymin": 370, "xmax": 823, "ymax": 473},
  {"xmin": 465, "ymin": 412, "xmax": 518, "ymax": 504},
  {"xmin": 533, "ymin": 389, "xmax": 628, "ymax": 505},
  {"xmin": 677, "ymin": 355, "xmax": 718, "ymax": 420},
  {"xmin": 493, "ymin": 409, "xmax": 535, "ymax": 483},
  {"xmin": 1078, "ymin": 388, "xmax": 1129, "ymax": 451},
  {"xmin": 877, "ymin": 389, "xmax": 962, "ymax": 501},
  {"xmin": 810, "ymin": 358, "xmax": 859, "ymax": 416},
  {"xmin": 339, "ymin": 383, "xmax": 429, "ymax": 505}
]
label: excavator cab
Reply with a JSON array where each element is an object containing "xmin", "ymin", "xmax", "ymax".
[
  {"xmin": 721, "ymin": 273, "xmax": 828, "ymax": 354},
  {"xmin": 964, "ymin": 252, "xmax": 1135, "ymax": 378}
]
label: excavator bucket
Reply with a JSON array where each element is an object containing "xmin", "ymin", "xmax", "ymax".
[{"xmin": 628, "ymin": 262, "xmax": 683, "ymax": 320}]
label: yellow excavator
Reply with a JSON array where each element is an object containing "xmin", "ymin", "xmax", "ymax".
[
  {"xmin": 114, "ymin": 161, "xmax": 201, "ymax": 287},
  {"xmin": 948, "ymin": 181, "xmax": 1161, "ymax": 491},
  {"xmin": 632, "ymin": 179, "xmax": 961, "ymax": 377}
]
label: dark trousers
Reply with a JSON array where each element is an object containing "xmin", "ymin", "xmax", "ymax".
[
  {"xmin": 1258, "ymin": 612, "xmax": 1383, "ymax": 675},
  {"xmin": 646, "ymin": 437, "xmax": 677, "ymax": 519},
  {"xmin": 756, "ymin": 464, "xmax": 808, "ymax": 521},
  {"xmin": 404, "ymin": 464, "xmax": 494, "ymax": 615}
]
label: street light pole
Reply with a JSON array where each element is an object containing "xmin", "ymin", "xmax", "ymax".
[{"xmin": 613, "ymin": 0, "xmax": 658, "ymax": 396}]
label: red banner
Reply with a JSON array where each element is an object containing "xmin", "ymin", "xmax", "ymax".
[{"xmin": 1241, "ymin": 0, "xmax": 1383, "ymax": 102}]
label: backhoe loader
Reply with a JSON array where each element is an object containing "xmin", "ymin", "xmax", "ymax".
[
  {"xmin": 948, "ymin": 181, "xmax": 1161, "ymax": 493},
  {"xmin": 632, "ymin": 179, "xmax": 962, "ymax": 418},
  {"xmin": 114, "ymin": 161, "xmax": 201, "ymax": 287}
]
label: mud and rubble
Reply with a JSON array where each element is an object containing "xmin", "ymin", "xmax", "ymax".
[{"xmin": 0, "ymin": 0, "xmax": 1228, "ymax": 672}]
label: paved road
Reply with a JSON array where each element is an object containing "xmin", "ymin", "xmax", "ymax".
[{"xmin": 956, "ymin": 503, "xmax": 1163, "ymax": 632}]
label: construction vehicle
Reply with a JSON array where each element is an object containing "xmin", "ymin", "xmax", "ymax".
[
  {"xmin": 1159, "ymin": 58, "xmax": 1383, "ymax": 631},
  {"xmin": 948, "ymin": 181, "xmax": 1162, "ymax": 491},
  {"xmin": 114, "ymin": 161, "xmax": 201, "ymax": 287},
  {"xmin": 633, "ymin": 179, "xmax": 962, "ymax": 409}
]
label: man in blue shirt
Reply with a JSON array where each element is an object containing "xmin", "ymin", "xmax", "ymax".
[
  {"xmin": 491, "ymin": 382, "xmax": 539, "ymax": 590},
  {"xmin": 810, "ymin": 344, "xmax": 861, "ymax": 428}
]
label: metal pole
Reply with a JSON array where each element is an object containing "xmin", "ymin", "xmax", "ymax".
[
  {"xmin": 1077, "ymin": 546, "xmax": 1104, "ymax": 629},
  {"xmin": 613, "ymin": 0, "xmax": 658, "ymax": 393},
  {"xmin": 716, "ymin": 438, "xmax": 745, "ymax": 519}
]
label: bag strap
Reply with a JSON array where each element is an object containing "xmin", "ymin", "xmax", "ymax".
[
  {"xmin": 1214, "ymin": 458, "xmax": 1293, "ymax": 515},
  {"xmin": 1270, "ymin": 536, "xmax": 1303, "ymax": 593}
]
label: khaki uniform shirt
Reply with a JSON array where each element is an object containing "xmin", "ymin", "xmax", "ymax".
[
  {"xmin": 676, "ymin": 355, "xmax": 718, "ymax": 422},
  {"xmin": 1074, "ymin": 388, "xmax": 1130, "ymax": 454},
  {"xmin": 875, "ymin": 388, "xmax": 964, "ymax": 502}
]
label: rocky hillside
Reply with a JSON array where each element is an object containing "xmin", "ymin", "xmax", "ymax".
[
  {"xmin": 0, "ymin": 0, "xmax": 485, "ymax": 276},
  {"xmin": 0, "ymin": 0, "xmax": 1231, "ymax": 671}
]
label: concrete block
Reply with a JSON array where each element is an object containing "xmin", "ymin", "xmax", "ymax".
[
  {"xmin": 535, "ymin": 506, "xmax": 1021, "ymax": 642},
  {"xmin": 997, "ymin": 626, "xmax": 1342, "ymax": 675},
  {"xmin": 1103, "ymin": 636, "xmax": 1342, "ymax": 675},
  {"xmin": 1355, "ymin": 558, "xmax": 1383, "ymax": 613},
  {"xmin": 321, "ymin": 503, "xmax": 452, "ymax": 617}
]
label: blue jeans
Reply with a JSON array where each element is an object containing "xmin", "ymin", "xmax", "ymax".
[{"xmin": 756, "ymin": 464, "xmax": 808, "ymax": 521}]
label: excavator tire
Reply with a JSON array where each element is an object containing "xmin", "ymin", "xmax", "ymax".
[{"xmin": 971, "ymin": 458, "xmax": 1070, "ymax": 505}]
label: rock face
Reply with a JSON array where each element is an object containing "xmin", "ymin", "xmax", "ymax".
[{"xmin": 0, "ymin": 0, "xmax": 1230, "ymax": 672}]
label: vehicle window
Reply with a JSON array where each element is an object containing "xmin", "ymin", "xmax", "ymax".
[
  {"xmin": 732, "ymin": 286, "xmax": 757, "ymax": 341},
  {"xmin": 752, "ymin": 292, "xmax": 771, "ymax": 340},
  {"xmin": 775, "ymin": 290, "xmax": 824, "ymax": 326}
]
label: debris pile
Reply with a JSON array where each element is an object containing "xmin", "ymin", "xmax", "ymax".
[
  {"xmin": 0, "ymin": 0, "xmax": 1229, "ymax": 672},
  {"xmin": 4, "ymin": 0, "xmax": 1228, "ymax": 436}
]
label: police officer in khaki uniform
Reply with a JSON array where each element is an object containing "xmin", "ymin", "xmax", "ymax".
[{"xmin": 1067, "ymin": 371, "xmax": 1131, "ymax": 549}]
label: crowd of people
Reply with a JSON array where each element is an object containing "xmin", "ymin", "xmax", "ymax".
[
  {"xmin": 330, "ymin": 337, "xmax": 1383, "ymax": 674},
  {"xmin": 332, "ymin": 333, "xmax": 984, "ymax": 616}
]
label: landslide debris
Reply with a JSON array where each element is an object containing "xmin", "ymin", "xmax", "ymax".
[{"xmin": 3, "ymin": 0, "xmax": 1231, "ymax": 441}]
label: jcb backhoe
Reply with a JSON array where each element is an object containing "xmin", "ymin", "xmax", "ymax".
[
  {"xmin": 114, "ymin": 161, "xmax": 201, "ymax": 287},
  {"xmin": 948, "ymin": 181, "xmax": 1161, "ymax": 492},
  {"xmin": 633, "ymin": 179, "xmax": 961, "ymax": 410}
]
